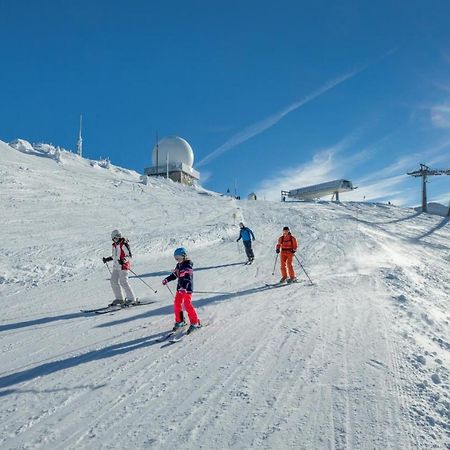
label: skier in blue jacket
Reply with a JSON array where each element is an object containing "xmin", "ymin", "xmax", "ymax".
[{"xmin": 236, "ymin": 222, "xmax": 255, "ymax": 263}]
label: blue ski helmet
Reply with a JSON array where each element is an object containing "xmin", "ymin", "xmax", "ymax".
[{"xmin": 174, "ymin": 247, "xmax": 187, "ymax": 258}]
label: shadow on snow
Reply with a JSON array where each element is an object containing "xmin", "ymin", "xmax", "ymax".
[
  {"xmin": 0, "ymin": 312, "xmax": 88, "ymax": 333},
  {"xmin": 130, "ymin": 262, "xmax": 245, "ymax": 279},
  {"xmin": 0, "ymin": 263, "xmax": 247, "ymax": 334},
  {"xmin": 411, "ymin": 216, "xmax": 450, "ymax": 241},
  {"xmin": 96, "ymin": 283, "xmax": 289, "ymax": 329},
  {"xmin": 0, "ymin": 330, "xmax": 171, "ymax": 394},
  {"xmin": 0, "ymin": 284, "xmax": 291, "ymax": 392}
]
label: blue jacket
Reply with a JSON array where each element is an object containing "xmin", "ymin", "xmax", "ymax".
[
  {"xmin": 237, "ymin": 227, "xmax": 255, "ymax": 242},
  {"xmin": 164, "ymin": 259, "xmax": 194, "ymax": 293}
]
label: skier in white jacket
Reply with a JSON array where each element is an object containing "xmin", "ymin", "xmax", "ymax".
[{"xmin": 102, "ymin": 229, "xmax": 137, "ymax": 306}]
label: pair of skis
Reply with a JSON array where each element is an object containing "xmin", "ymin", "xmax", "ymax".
[
  {"xmin": 155, "ymin": 323, "xmax": 205, "ymax": 344},
  {"xmin": 264, "ymin": 280, "xmax": 298, "ymax": 288},
  {"xmin": 81, "ymin": 298, "xmax": 157, "ymax": 315},
  {"xmin": 155, "ymin": 329, "xmax": 187, "ymax": 344}
]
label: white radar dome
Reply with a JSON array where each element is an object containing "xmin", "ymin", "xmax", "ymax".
[{"xmin": 152, "ymin": 136, "xmax": 194, "ymax": 167}]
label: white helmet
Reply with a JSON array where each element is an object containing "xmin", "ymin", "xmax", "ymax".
[{"xmin": 111, "ymin": 229, "xmax": 122, "ymax": 240}]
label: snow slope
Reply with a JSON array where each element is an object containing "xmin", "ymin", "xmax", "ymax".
[{"xmin": 1, "ymin": 140, "xmax": 449, "ymax": 449}]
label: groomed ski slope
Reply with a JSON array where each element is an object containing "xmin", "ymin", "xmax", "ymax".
[{"xmin": 0, "ymin": 140, "xmax": 449, "ymax": 450}]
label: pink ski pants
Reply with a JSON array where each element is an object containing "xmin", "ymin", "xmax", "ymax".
[{"xmin": 174, "ymin": 291, "xmax": 199, "ymax": 324}]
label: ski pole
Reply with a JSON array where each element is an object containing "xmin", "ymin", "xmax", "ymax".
[
  {"xmin": 105, "ymin": 261, "xmax": 112, "ymax": 275},
  {"xmin": 272, "ymin": 253, "xmax": 279, "ymax": 275},
  {"xmin": 165, "ymin": 284, "xmax": 174, "ymax": 296},
  {"xmin": 294, "ymin": 255, "xmax": 314, "ymax": 285},
  {"xmin": 128, "ymin": 269, "xmax": 158, "ymax": 294}
]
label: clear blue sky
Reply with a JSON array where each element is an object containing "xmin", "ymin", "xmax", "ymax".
[{"xmin": 1, "ymin": 0, "xmax": 450, "ymax": 206}]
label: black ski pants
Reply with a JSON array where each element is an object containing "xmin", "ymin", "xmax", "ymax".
[{"xmin": 243, "ymin": 240, "xmax": 254, "ymax": 260}]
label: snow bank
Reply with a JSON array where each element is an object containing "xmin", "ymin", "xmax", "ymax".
[
  {"xmin": 9, "ymin": 139, "xmax": 64, "ymax": 162},
  {"xmin": 414, "ymin": 202, "xmax": 449, "ymax": 217}
]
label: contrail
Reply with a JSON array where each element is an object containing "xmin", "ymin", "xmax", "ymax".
[{"xmin": 197, "ymin": 67, "xmax": 366, "ymax": 167}]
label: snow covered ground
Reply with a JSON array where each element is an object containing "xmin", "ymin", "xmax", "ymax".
[{"xmin": 1, "ymin": 140, "xmax": 449, "ymax": 449}]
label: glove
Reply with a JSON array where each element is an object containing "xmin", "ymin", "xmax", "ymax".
[
  {"xmin": 102, "ymin": 256, "xmax": 112, "ymax": 264},
  {"xmin": 118, "ymin": 258, "xmax": 125, "ymax": 265},
  {"xmin": 162, "ymin": 279, "xmax": 168, "ymax": 286},
  {"xmin": 291, "ymin": 250, "xmax": 296, "ymax": 254},
  {"xmin": 276, "ymin": 249, "xmax": 280, "ymax": 254}
]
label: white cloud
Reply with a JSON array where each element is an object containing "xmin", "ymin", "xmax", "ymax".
[
  {"xmin": 388, "ymin": 196, "xmax": 415, "ymax": 207},
  {"xmin": 197, "ymin": 48, "xmax": 402, "ymax": 168},
  {"xmin": 357, "ymin": 139, "xmax": 450, "ymax": 185},
  {"xmin": 254, "ymin": 136, "xmax": 368, "ymax": 201},
  {"xmin": 433, "ymin": 82, "xmax": 450, "ymax": 95},
  {"xmin": 199, "ymin": 170, "xmax": 213, "ymax": 184},
  {"xmin": 432, "ymin": 191, "xmax": 450, "ymax": 206},
  {"xmin": 428, "ymin": 148, "xmax": 450, "ymax": 167},
  {"xmin": 343, "ymin": 139, "xmax": 450, "ymax": 205},
  {"xmin": 431, "ymin": 104, "xmax": 450, "ymax": 128},
  {"xmin": 197, "ymin": 68, "xmax": 366, "ymax": 167},
  {"xmin": 345, "ymin": 174, "xmax": 409, "ymax": 202},
  {"xmin": 253, "ymin": 136, "xmax": 450, "ymax": 206}
]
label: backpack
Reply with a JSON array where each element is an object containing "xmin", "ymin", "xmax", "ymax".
[{"xmin": 122, "ymin": 238, "xmax": 132, "ymax": 258}]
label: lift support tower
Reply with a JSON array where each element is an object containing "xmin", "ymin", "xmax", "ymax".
[{"xmin": 407, "ymin": 164, "xmax": 450, "ymax": 213}]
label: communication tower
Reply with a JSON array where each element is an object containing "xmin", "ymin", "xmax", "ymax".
[{"xmin": 77, "ymin": 114, "xmax": 83, "ymax": 157}]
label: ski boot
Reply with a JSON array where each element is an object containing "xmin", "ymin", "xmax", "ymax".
[
  {"xmin": 123, "ymin": 298, "xmax": 140, "ymax": 307},
  {"xmin": 279, "ymin": 277, "xmax": 287, "ymax": 284},
  {"xmin": 109, "ymin": 299, "xmax": 125, "ymax": 307},
  {"xmin": 287, "ymin": 278, "xmax": 297, "ymax": 284},
  {"xmin": 186, "ymin": 321, "xmax": 202, "ymax": 335},
  {"xmin": 172, "ymin": 321, "xmax": 187, "ymax": 331}
]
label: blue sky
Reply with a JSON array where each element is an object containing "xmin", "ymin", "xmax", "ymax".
[{"xmin": 1, "ymin": 0, "xmax": 450, "ymax": 206}]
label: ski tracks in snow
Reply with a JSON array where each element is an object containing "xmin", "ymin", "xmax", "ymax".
[{"xmin": 1, "ymin": 160, "xmax": 448, "ymax": 450}]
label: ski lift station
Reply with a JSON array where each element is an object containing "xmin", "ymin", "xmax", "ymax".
[
  {"xmin": 281, "ymin": 179, "xmax": 356, "ymax": 201},
  {"xmin": 144, "ymin": 136, "xmax": 200, "ymax": 185}
]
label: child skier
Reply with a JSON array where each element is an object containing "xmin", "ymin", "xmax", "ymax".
[
  {"xmin": 102, "ymin": 229, "xmax": 137, "ymax": 306},
  {"xmin": 275, "ymin": 226, "xmax": 298, "ymax": 283},
  {"xmin": 236, "ymin": 222, "xmax": 255, "ymax": 263},
  {"xmin": 162, "ymin": 247, "xmax": 201, "ymax": 333}
]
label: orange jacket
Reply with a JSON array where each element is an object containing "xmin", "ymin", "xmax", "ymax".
[{"xmin": 276, "ymin": 233, "xmax": 298, "ymax": 252}]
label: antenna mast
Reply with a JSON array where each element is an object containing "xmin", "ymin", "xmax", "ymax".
[
  {"xmin": 77, "ymin": 114, "xmax": 83, "ymax": 157},
  {"xmin": 155, "ymin": 130, "xmax": 159, "ymax": 174},
  {"xmin": 77, "ymin": 114, "xmax": 83, "ymax": 156}
]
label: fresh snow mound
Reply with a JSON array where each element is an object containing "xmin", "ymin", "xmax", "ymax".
[
  {"xmin": 9, "ymin": 138, "xmax": 35, "ymax": 154},
  {"xmin": 9, "ymin": 138, "xmax": 64, "ymax": 162},
  {"xmin": 0, "ymin": 140, "xmax": 449, "ymax": 450},
  {"xmin": 414, "ymin": 202, "xmax": 450, "ymax": 217}
]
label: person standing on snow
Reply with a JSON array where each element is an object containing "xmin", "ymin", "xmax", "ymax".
[
  {"xmin": 275, "ymin": 226, "xmax": 298, "ymax": 283},
  {"xmin": 236, "ymin": 222, "xmax": 255, "ymax": 263},
  {"xmin": 102, "ymin": 229, "xmax": 137, "ymax": 306},
  {"xmin": 162, "ymin": 247, "xmax": 202, "ymax": 334}
]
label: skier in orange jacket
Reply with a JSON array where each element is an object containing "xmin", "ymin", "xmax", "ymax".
[{"xmin": 275, "ymin": 226, "xmax": 298, "ymax": 283}]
